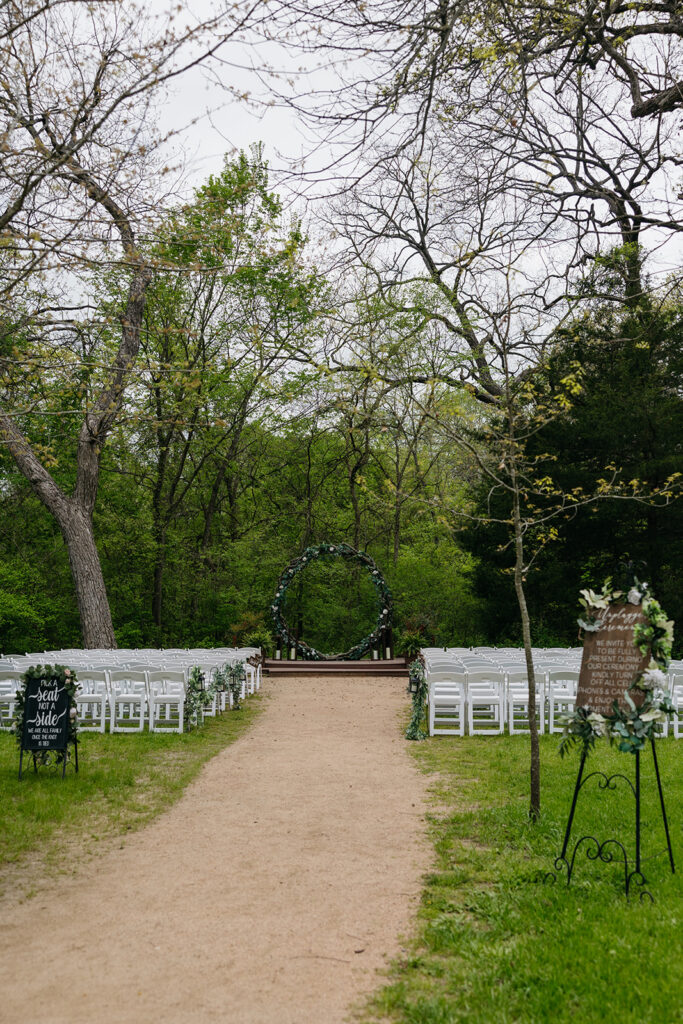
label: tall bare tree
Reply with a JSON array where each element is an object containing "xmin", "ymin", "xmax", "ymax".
[
  {"xmin": 0, "ymin": 0, "xmax": 272, "ymax": 646},
  {"xmin": 265, "ymin": 0, "xmax": 683, "ymax": 816}
]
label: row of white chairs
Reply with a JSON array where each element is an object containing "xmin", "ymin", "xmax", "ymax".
[
  {"xmin": 0, "ymin": 647, "xmax": 260, "ymax": 671},
  {"xmin": 426, "ymin": 665, "xmax": 683, "ymax": 739},
  {"xmin": 0, "ymin": 655, "xmax": 261, "ymax": 735},
  {"xmin": 427, "ymin": 669, "xmax": 579, "ymax": 737}
]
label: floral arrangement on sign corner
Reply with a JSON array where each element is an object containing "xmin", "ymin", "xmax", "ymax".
[
  {"xmin": 559, "ymin": 579, "xmax": 675, "ymax": 757},
  {"xmin": 13, "ymin": 664, "xmax": 78, "ymax": 764}
]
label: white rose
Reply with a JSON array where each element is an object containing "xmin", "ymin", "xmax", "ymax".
[
  {"xmin": 627, "ymin": 588, "xmax": 642, "ymax": 605},
  {"xmin": 641, "ymin": 668, "xmax": 667, "ymax": 690},
  {"xmin": 640, "ymin": 708, "xmax": 667, "ymax": 724},
  {"xmin": 587, "ymin": 712, "xmax": 606, "ymax": 736}
]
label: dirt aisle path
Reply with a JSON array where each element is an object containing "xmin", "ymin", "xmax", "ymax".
[{"xmin": 0, "ymin": 675, "xmax": 428, "ymax": 1024}]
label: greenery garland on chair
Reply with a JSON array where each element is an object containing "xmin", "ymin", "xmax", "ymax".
[
  {"xmin": 405, "ymin": 659, "xmax": 428, "ymax": 741},
  {"xmin": 271, "ymin": 542, "xmax": 393, "ymax": 660},
  {"xmin": 214, "ymin": 661, "xmax": 246, "ymax": 710},
  {"xmin": 559, "ymin": 579, "xmax": 675, "ymax": 757},
  {"xmin": 12, "ymin": 664, "xmax": 78, "ymax": 765},
  {"xmin": 184, "ymin": 667, "xmax": 214, "ymax": 730}
]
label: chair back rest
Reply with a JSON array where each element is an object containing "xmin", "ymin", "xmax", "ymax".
[
  {"xmin": 109, "ymin": 669, "xmax": 148, "ymax": 694},
  {"xmin": 547, "ymin": 669, "xmax": 579, "ymax": 684},
  {"xmin": 506, "ymin": 670, "xmax": 529, "ymax": 691},
  {"xmin": 147, "ymin": 670, "xmax": 186, "ymax": 695},
  {"xmin": 547, "ymin": 670, "xmax": 579, "ymax": 695},
  {"xmin": 76, "ymin": 669, "xmax": 109, "ymax": 694},
  {"xmin": 669, "ymin": 672, "xmax": 683, "ymax": 695},
  {"xmin": 467, "ymin": 670, "xmax": 504, "ymax": 694},
  {"xmin": 428, "ymin": 670, "xmax": 467, "ymax": 686},
  {"xmin": 0, "ymin": 670, "xmax": 22, "ymax": 684}
]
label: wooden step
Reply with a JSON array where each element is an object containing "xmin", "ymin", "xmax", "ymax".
[{"xmin": 264, "ymin": 657, "xmax": 409, "ymax": 678}]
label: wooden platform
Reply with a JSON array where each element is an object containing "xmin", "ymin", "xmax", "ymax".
[{"xmin": 264, "ymin": 657, "xmax": 409, "ymax": 678}]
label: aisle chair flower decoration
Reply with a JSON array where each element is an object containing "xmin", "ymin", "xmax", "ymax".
[
  {"xmin": 405, "ymin": 658, "xmax": 428, "ymax": 741},
  {"xmin": 185, "ymin": 667, "xmax": 215, "ymax": 729},
  {"xmin": 213, "ymin": 661, "xmax": 246, "ymax": 711}
]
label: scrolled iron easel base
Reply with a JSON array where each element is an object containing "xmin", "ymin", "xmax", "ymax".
[{"xmin": 544, "ymin": 837, "xmax": 654, "ymax": 902}]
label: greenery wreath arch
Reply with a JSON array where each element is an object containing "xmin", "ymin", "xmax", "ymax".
[{"xmin": 270, "ymin": 542, "xmax": 393, "ymax": 660}]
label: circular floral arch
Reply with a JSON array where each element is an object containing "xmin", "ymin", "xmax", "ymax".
[{"xmin": 271, "ymin": 542, "xmax": 393, "ymax": 660}]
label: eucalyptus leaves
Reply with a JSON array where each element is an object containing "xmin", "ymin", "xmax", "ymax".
[
  {"xmin": 213, "ymin": 661, "xmax": 246, "ymax": 711},
  {"xmin": 271, "ymin": 542, "xmax": 393, "ymax": 660},
  {"xmin": 184, "ymin": 667, "xmax": 211, "ymax": 729},
  {"xmin": 560, "ymin": 581, "xmax": 674, "ymax": 757},
  {"xmin": 185, "ymin": 661, "xmax": 248, "ymax": 728},
  {"xmin": 405, "ymin": 659, "xmax": 428, "ymax": 741}
]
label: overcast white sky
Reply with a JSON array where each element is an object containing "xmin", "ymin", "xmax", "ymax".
[
  {"xmin": 146, "ymin": 1, "xmax": 683, "ymax": 284},
  {"xmin": 150, "ymin": 0, "xmax": 317, "ymax": 197},
  {"xmin": 157, "ymin": 65, "xmax": 305, "ymax": 188}
]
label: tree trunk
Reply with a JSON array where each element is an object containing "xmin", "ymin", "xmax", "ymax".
[
  {"xmin": 0, "ymin": 181, "xmax": 150, "ymax": 646},
  {"xmin": 0, "ymin": 413, "xmax": 117, "ymax": 647},
  {"xmin": 151, "ymin": 529, "xmax": 166, "ymax": 631},
  {"xmin": 511, "ymin": 485, "xmax": 541, "ymax": 820},
  {"xmin": 61, "ymin": 503, "xmax": 117, "ymax": 648},
  {"xmin": 393, "ymin": 495, "xmax": 401, "ymax": 565}
]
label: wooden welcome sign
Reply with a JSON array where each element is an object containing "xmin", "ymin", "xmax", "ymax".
[{"xmin": 576, "ymin": 604, "xmax": 650, "ymax": 715}]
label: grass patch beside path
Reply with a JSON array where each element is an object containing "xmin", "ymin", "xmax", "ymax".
[
  {"xmin": 0, "ymin": 699, "xmax": 260, "ymax": 900},
  {"xmin": 364, "ymin": 734, "xmax": 682, "ymax": 1024}
]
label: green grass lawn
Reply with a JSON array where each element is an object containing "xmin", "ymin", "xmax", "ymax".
[
  {"xmin": 0, "ymin": 700, "xmax": 259, "ymax": 900},
  {"xmin": 364, "ymin": 733, "xmax": 682, "ymax": 1024}
]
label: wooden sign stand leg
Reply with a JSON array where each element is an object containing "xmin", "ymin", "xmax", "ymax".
[{"xmin": 546, "ymin": 736, "xmax": 675, "ymax": 901}]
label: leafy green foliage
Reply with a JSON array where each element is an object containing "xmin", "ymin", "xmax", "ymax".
[
  {"xmin": 213, "ymin": 661, "xmax": 246, "ymax": 711},
  {"xmin": 461, "ymin": 301, "xmax": 683, "ymax": 652},
  {"xmin": 271, "ymin": 542, "xmax": 392, "ymax": 659},
  {"xmin": 405, "ymin": 659, "xmax": 428, "ymax": 741},
  {"xmin": 397, "ymin": 629, "xmax": 425, "ymax": 659}
]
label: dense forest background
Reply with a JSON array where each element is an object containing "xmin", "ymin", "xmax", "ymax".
[
  {"xmin": 1, "ymin": 154, "xmax": 681, "ymax": 656},
  {"xmin": 2, "ymin": 3, "xmax": 683, "ymax": 660}
]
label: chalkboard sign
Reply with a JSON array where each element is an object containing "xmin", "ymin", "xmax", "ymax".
[
  {"xmin": 21, "ymin": 675, "xmax": 70, "ymax": 752},
  {"xmin": 576, "ymin": 604, "xmax": 650, "ymax": 715}
]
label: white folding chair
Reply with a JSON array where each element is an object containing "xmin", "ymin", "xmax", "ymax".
[
  {"xmin": 75, "ymin": 669, "xmax": 109, "ymax": 733},
  {"xmin": 109, "ymin": 669, "xmax": 148, "ymax": 732},
  {"xmin": 0, "ymin": 670, "xmax": 22, "ymax": 731},
  {"xmin": 507, "ymin": 670, "xmax": 545, "ymax": 734},
  {"xmin": 671, "ymin": 673, "xmax": 683, "ymax": 739},
  {"xmin": 466, "ymin": 670, "xmax": 504, "ymax": 735},
  {"xmin": 428, "ymin": 671, "xmax": 466, "ymax": 736},
  {"xmin": 547, "ymin": 670, "xmax": 579, "ymax": 733},
  {"xmin": 148, "ymin": 670, "xmax": 186, "ymax": 733}
]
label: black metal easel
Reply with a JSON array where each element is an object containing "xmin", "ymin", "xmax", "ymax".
[
  {"xmin": 19, "ymin": 740, "xmax": 79, "ymax": 780},
  {"xmin": 547, "ymin": 735, "xmax": 675, "ymax": 901}
]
